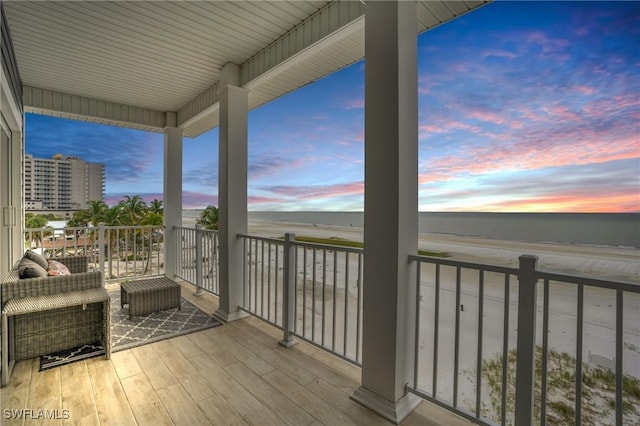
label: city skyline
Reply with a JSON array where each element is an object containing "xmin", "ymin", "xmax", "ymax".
[{"xmin": 25, "ymin": 1, "xmax": 640, "ymax": 213}]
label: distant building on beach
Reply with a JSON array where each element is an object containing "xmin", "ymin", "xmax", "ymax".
[{"xmin": 24, "ymin": 153, "xmax": 105, "ymax": 216}]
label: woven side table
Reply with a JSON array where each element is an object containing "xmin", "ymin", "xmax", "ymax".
[
  {"xmin": 2, "ymin": 287, "xmax": 110, "ymax": 387},
  {"xmin": 121, "ymin": 278, "xmax": 181, "ymax": 319}
]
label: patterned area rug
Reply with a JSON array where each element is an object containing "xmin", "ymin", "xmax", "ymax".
[
  {"xmin": 110, "ymin": 288, "xmax": 222, "ymax": 352},
  {"xmin": 40, "ymin": 343, "xmax": 105, "ymax": 371},
  {"xmin": 40, "ymin": 287, "xmax": 222, "ymax": 370}
]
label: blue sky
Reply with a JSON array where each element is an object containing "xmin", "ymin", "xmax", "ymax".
[{"xmin": 25, "ymin": 1, "xmax": 640, "ymax": 212}]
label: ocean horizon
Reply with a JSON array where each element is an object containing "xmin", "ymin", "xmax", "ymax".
[{"xmin": 183, "ymin": 211, "xmax": 640, "ymax": 249}]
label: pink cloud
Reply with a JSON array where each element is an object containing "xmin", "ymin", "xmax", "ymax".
[
  {"xmin": 466, "ymin": 110, "xmax": 508, "ymax": 126},
  {"xmin": 526, "ymin": 31, "xmax": 571, "ymax": 55},
  {"xmin": 263, "ymin": 181, "xmax": 364, "ymax": 200},
  {"xmin": 249, "ymin": 157, "xmax": 303, "ymax": 179},
  {"xmin": 104, "ymin": 191, "xmax": 217, "ymax": 210},
  {"xmin": 248, "ymin": 195, "xmax": 286, "ymax": 205},
  {"xmin": 182, "ymin": 192, "xmax": 218, "ymax": 209},
  {"xmin": 572, "ymin": 85, "xmax": 596, "ymax": 96},
  {"xmin": 482, "ymin": 49, "xmax": 517, "ymax": 59},
  {"xmin": 419, "ymin": 130, "xmax": 639, "ymax": 184},
  {"xmin": 342, "ymin": 98, "xmax": 364, "ymax": 110},
  {"xmin": 470, "ymin": 190, "xmax": 640, "ymax": 213},
  {"xmin": 418, "ymin": 119, "xmax": 484, "ymax": 139}
]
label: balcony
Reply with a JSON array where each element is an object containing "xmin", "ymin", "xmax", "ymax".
[
  {"xmin": 5, "ymin": 225, "xmax": 639, "ymax": 425},
  {"xmin": 1, "ymin": 279, "xmax": 472, "ymax": 426},
  {"xmin": 2, "ymin": 1, "xmax": 638, "ymax": 425}
]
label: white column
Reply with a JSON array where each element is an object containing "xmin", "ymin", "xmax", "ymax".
[
  {"xmin": 163, "ymin": 112, "xmax": 183, "ymax": 279},
  {"xmin": 351, "ymin": 1, "xmax": 420, "ymax": 424},
  {"xmin": 215, "ymin": 63, "xmax": 249, "ymax": 322}
]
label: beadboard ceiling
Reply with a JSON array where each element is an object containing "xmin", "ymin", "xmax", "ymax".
[{"xmin": 3, "ymin": 1, "xmax": 488, "ymax": 137}]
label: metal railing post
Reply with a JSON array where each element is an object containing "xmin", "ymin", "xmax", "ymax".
[
  {"xmin": 280, "ymin": 233, "xmax": 297, "ymax": 347},
  {"xmin": 515, "ymin": 254, "xmax": 539, "ymax": 426},
  {"xmin": 98, "ymin": 223, "xmax": 106, "ymax": 286},
  {"xmin": 195, "ymin": 224, "xmax": 204, "ymax": 296}
]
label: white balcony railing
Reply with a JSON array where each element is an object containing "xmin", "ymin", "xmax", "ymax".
[
  {"xmin": 195, "ymin": 231, "xmax": 636, "ymax": 426},
  {"xmin": 407, "ymin": 254, "xmax": 640, "ymax": 426},
  {"xmin": 238, "ymin": 233, "xmax": 364, "ymax": 364},
  {"xmin": 174, "ymin": 226, "xmax": 219, "ymax": 295},
  {"xmin": 34, "ymin": 225, "xmax": 637, "ymax": 425},
  {"xmin": 24, "ymin": 224, "xmax": 165, "ymax": 282}
]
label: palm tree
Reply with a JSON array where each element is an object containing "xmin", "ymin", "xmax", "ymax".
[
  {"xmin": 102, "ymin": 205, "xmax": 123, "ymax": 279},
  {"xmin": 24, "ymin": 213, "xmax": 49, "ymax": 248},
  {"xmin": 197, "ymin": 205, "xmax": 219, "ymax": 230},
  {"xmin": 67, "ymin": 209, "xmax": 90, "ymax": 240},
  {"xmin": 140, "ymin": 211, "xmax": 163, "ymax": 273},
  {"xmin": 148, "ymin": 199, "xmax": 163, "ymax": 215},
  {"xmin": 67, "ymin": 209, "xmax": 89, "ymax": 228},
  {"xmin": 85, "ymin": 200, "xmax": 108, "ymax": 226},
  {"xmin": 119, "ymin": 195, "xmax": 147, "ymax": 226}
]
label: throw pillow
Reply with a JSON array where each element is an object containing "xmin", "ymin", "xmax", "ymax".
[
  {"xmin": 47, "ymin": 259, "xmax": 71, "ymax": 276},
  {"xmin": 18, "ymin": 258, "xmax": 48, "ymax": 278},
  {"xmin": 24, "ymin": 249, "xmax": 49, "ymax": 270}
]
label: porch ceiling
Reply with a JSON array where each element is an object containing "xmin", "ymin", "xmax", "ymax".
[{"xmin": 3, "ymin": 0, "xmax": 488, "ymax": 137}]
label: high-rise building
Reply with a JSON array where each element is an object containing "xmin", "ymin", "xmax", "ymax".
[{"xmin": 24, "ymin": 154, "xmax": 105, "ymax": 212}]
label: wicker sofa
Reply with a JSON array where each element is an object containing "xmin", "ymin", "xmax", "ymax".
[{"xmin": 1, "ymin": 255, "xmax": 110, "ymax": 386}]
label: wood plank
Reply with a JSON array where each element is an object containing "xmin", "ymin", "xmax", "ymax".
[
  {"xmin": 60, "ymin": 361, "xmax": 99, "ymax": 426},
  {"xmin": 26, "ymin": 362, "xmax": 62, "ymax": 426},
  {"xmin": 131, "ymin": 343, "xmax": 177, "ymax": 391},
  {"xmin": 168, "ymin": 333, "xmax": 205, "ymax": 359},
  {"xmin": 1, "ymin": 359, "xmax": 34, "ymax": 425},
  {"xmin": 272, "ymin": 343, "xmax": 355, "ymax": 388},
  {"xmin": 264, "ymin": 369, "xmax": 358, "ymax": 426},
  {"xmin": 243, "ymin": 406, "xmax": 289, "ymax": 426},
  {"xmin": 151, "ymin": 339, "xmax": 216, "ymax": 402},
  {"xmin": 179, "ymin": 282, "xmax": 220, "ymax": 312},
  {"xmin": 190, "ymin": 354, "xmax": 264, "ymax": 416},
  {"xmin": 406, "ymin": 400, "xmax": 474, "ymax": 426},
  {"xmin": 120, "ymin": 373, "xmax": 172, "ymax": 426},
  {"xmin": 307, "ymin": 343, "xmax": 361, "ymax": 383},
  {"xmin": 212, "ymin": 333, "xmax": 275, "ymax": 376},
  {"xmin": 156, "ymin": 383, "xmax": 209, "ymax": 425},
  {"xmin": 226, "ymin": 318, "xmax": 282, "ymax": 348},
  {"xmin": 196, "ymin": 394, "xmax": 248, "ymax": 426},
  {"xmin": 306, "ymin": 379, "xmax": 389, "ymax": 426},
  {"xmin": 254, "ymin": 347, "xmax": 317, "ymax": 386},
  {"xmin": 109, "ymin": 348, "xmax": 142, "ymax": 379},
  {"xmin": 187, "ymin": 327, "xmax": 238, "ymax": 366},
  {"xmin": 87, "ymin": 361, "xmax": 136, "ymax": 425},
  {"xmin": 224, "ymin": 361, "xmax": 314, "ymax": 426}
]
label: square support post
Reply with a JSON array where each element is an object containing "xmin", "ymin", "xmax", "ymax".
[
  {"xmin": 215, "ymin": 63, "xmax": 249, "ymax": 322},
  {"xmin": 194, "ymin": 224, "xmax": 204, "ymax": 296},
  {"xmin": 163, "ymin": 117, "xmax": 183, "ymax": 280},
  {"xmin": 279, "ymin": 233, "xmax": 297, "ymax": 347},
  {"xmin": 351, "ymin": 1, "xmax": 420, "ymax": 424},
  {"xmin": 515, "ymin": 254, "xmax": 539, "ymax": 426}
]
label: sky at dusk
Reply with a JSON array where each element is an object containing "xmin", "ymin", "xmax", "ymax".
[{"xmin": 25, "ymin": 1, "xmax": 640, "ymax": 213}]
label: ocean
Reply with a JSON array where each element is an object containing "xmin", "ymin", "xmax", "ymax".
[{"xmin": 183, "ymin": 211, "xmax": 640, "ymax": 248}]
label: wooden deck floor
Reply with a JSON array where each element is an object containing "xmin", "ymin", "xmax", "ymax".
[{"xmin": 1, "ymin": 282, "xmax": 472, "ymax": 426}]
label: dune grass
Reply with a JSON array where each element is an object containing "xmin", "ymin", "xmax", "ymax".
[{"xmin": 281, "ymin": 235, "xmax": 450, "ymax": 258}]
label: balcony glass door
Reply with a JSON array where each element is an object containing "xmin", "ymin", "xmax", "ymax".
[{"xmin": 0, "ymin": 115, "xmax": 17, "ymax": 277}]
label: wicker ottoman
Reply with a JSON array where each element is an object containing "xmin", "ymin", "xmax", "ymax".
[{"xmin": 121, "ymin": 278, "xmax": 181, "ymax": 319}]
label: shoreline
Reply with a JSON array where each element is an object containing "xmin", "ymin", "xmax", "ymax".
[
  {"xmin": 183, "ymin": 217, "xmax": 640, "ymax": 282},
  {"xmin": 185, "ymin": 210, "xmax": 640, "ymax": 248}
]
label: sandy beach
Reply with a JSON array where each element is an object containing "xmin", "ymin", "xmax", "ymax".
[{"xmin": 246, "ymin": 219, "xmax": 640, "ymax": 282}]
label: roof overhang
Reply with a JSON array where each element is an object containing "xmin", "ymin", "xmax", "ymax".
[{"xmin": 3, "ymin": 0, "xmax": 489, "ymax": 138}]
